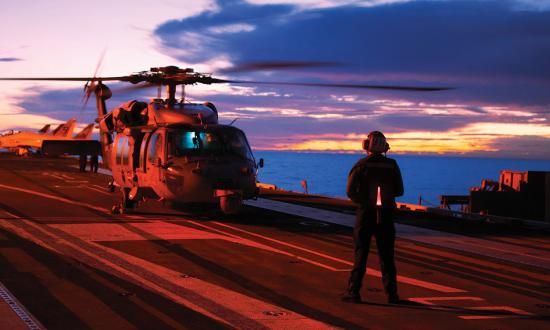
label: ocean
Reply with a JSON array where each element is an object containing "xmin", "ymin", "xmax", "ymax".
[{"xmin": 254, "ymin": 151, "xmax": 550, "ymax": 207}]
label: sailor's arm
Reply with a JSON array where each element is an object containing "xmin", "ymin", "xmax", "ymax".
[{"xmin": 346, "ymin": 164, "xmax": 363, "ymax": 203}]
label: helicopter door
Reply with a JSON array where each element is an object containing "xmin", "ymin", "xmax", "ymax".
[
  {"xmin": 114, "ymin": 134, "xmax": 133, "ymax": 186},
  {"xmin": 146, "ymin": 131, "xmax": 165, "ymax": 185}
]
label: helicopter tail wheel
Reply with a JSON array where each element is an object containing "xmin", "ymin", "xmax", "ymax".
[{"xmin": 219, "ymin": 194, "xmax": 243, "ymax": 215}]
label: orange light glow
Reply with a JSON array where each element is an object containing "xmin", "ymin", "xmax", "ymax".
[{"xmin": 272, "ymin": 122, "xmax": 550, "ymax": 154}]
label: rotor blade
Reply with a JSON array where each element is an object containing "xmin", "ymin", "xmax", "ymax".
[
  {"xmin": 82, "ymin": 50, "xmax": 108, "ymax": 112},
  {"xmin": 0, "ymin": 76, "xmax": 128, "ymax": 82},
  {"xmin": 110, "ymin": 82, "xmax": 156, "ymax": 94},
  {"xmin": 93, "ymin": 49, "xmax": 107, "ymax": 78},
  {"xmin": 221, "ymin": 61, "xmax": 342, "ymax": 73},
  {"xmin": 216, "ymin": 79, "xmax": 453, "ymax": 91},
  {"xmin": 81, "ymin": 81, "xmax": 96, "ymax": 110}
]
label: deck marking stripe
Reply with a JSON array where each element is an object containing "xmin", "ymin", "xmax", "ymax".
[
  {"xmin": 445, "ymin": 261, "xmax": 543, "ymax": 287},
  {"xmin": 83, "ymin": 185, "xmax": 113, "ymax": 196},
  {"xmin": 407, "ymin": 297, "xmax": 535, "ymax": 320},
  {"xmin": 0, "ymin": 215, "xmax": 335, "ymax": 329},
  {"xmin": 70, "ymin": 166, "xmax": 112, "ymax": 177},
  {"xmin": 45, "ymin": 173, "xmax": 66, "ymax": 180},
  {"xmin": 0, "ymin": 281, "xmax": 44, "ymax": 330},
  {"xmin": 0, "ymin": 217, "xmax": 227, "ymax": 325},
  {"xmin": 245, "ymin": 198, "xmax": 550, "ymax": 270},
  {"xmin": 459, "ymin": 315, "xmax": 512, "ymax": 320},
  {"xmin": 212, "ymin": 221, "xmax": 465, "ymax": 293},
  {"xmin": 400, "ymin": 244, "xmax": 550, "ymax": 282},
  {"xmin": 0, "ymin": 183, "xmax": 110, "ymax": 213},
  {"xmin": 187, "ymin": 221, "xmax": 347, "ymax": 271},
  {"xmin": 459, "ymin": 306, "xmax": 534, "ymax": 320},
  {"xmin": 408, "ymin": 296, "xmax": 483, "ymax": 306}
]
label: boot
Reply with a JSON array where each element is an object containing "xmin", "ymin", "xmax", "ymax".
[
  {"xmin": 387, "ymin": 293, "xmax": 400, "ymax": 304},
  {"xmin": 341, "ymin": 290, "xmax": 361, "ymax": 304}
]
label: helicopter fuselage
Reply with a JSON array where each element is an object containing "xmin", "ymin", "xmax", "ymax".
[{"xmin": 104, "ymin": 100, "xmax": 259, "ymax": 212}]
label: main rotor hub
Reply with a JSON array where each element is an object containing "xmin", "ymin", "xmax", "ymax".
[{"xmin": 124, "ymin": 66, "xmax": 220, "ymax": 87}]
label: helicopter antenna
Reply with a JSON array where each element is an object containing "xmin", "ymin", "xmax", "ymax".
[{"xmin": 229, "ymin": 118, "xmax": 239, "ymax": 126}]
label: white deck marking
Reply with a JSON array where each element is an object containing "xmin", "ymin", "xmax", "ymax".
[
  {"xmin": 445, "ymin": 261, "xmax": 543, "ymax": 287},
  {"xmin": 408, "ymin": 296, "xmax": 484, "ymax": 306},
  {"xmin": 245, "ymin": 198, "xmax": 550, "ymax": 270},
  {"xmin": 0, "ymin": 183, "xmax": 110, "ymax": 213},
  {"xmin": 187, "ymin": 220, "xmax": 347, "ymax": 271},
  {"xmin": 0, "ymin": 281, "xmax": 44, "ymax": 330},
  {"xmin": 0, "ymin": 214, "xmax": 336, "ymax": 329},
  {"xmin": 43, "ymin": 172, "xmax": 66, "ymax": 180},
  {"xmin": 409, "ymin": 297, "xmax": 535, "ymax": 320},
  {"xmin": 82, "ymin": 185, "xmax": 113, "ymax": 196},
  {"xmin": 211, "ymin": 221, "xmax": 465, "ymax": 293},
  {"xmin": 459, "ymin": 306, "xmax": 534, "ymax": 320}
]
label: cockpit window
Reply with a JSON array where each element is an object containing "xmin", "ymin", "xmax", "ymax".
[
  {"xmin": 168, "ymin": 128, "xmax": 254, "ymax": 161},
  {"xmin": 218, "ymin": 128, "xmax": 254, "ymax": 161},
  {"xmin": 169, "ymin": 131, "xmax": 223, "ymax": 157}
]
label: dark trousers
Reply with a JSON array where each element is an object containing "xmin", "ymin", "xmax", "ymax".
[
  {"xmin": 79, "ymin": 154, "xmax": 87, "ymax": 172},
  {"xmin": 348, "ymin": 207, "xmax": 398, "ymax": 296},
  {"xmin": 90, "ymin": 156, "xmax": 99, "ymax": 173}
]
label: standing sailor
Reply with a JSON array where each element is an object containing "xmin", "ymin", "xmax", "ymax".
[{"xmin": 342, "ymin": 131, "xmax": 404, "ymax": 304}]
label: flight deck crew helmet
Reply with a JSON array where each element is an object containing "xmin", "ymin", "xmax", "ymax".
[{"xmin": 363, "ymin": 131, "xmax": 390, "ymax": 154}]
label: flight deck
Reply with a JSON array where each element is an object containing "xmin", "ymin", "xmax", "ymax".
[{"xmin": 0, "ymin": 154, "xmax": 548, "ymax": 329}]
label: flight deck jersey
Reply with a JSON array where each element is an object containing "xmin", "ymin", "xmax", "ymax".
[{"xmin": 346, "ymin": 154, "xmax": 404, "ymax": 208}]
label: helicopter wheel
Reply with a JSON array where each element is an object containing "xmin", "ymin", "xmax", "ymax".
[
  {"xmin": 219, "ymin": 194, "xmax": 243, "ymax": 215},
  {"xmin": 111, "ymin": 205, "xmax": 122, "ymax": 215}
]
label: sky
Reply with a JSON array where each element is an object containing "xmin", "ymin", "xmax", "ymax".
[{"xmin": 1, "ymin": 0, "xmax": 549, "ymax": 158}]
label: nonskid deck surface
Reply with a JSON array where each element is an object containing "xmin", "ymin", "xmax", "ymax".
[{"xmin": 0, "ymin": 155, "xmax": 548, "ymax": 329}]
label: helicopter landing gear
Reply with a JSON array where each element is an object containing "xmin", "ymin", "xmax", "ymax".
[
  {"xmin": 121, "ymin": 187, "xmax": 137, "ymax": 209},
  {"xmin": 111, "ymin": 187, "xmax": 137, "ymax": 215},
  {"xmin": 219, "ymin": 194, "xmax": 243, "ymax": 215},
  {"xmin": 111, "ymin": 204, "xmax": 122, "ymax": 215},
  {"xmin": 107, "ymin": 178, "xmax": 115, "ymax": 192}
]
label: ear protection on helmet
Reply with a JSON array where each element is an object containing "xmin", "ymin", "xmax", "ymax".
[{"xmin": 362, "ymin": 131, "xmax": 390, "ymax": 153}]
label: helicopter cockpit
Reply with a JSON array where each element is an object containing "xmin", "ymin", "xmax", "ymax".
[{"xmin": 167, "ymin": 126, "xmax": 255, "ymax": 162}]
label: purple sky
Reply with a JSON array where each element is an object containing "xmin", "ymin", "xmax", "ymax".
[{"xmin": 1, "ymin": 0, "xmax": 549, "ymax": 158}]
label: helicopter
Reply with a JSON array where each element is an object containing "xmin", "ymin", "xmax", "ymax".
[{"xmin": 0, "ymin": 64, "xmax": 451, "ymax": 214}]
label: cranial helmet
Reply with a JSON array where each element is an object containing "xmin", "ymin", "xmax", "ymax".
[{"xmin": 362, "ymin": 131, "xmax": 390, "ymax": 154}]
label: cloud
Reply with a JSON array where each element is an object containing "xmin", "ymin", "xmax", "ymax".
[
  {"xmin": 268, "ymin": 123, "xmax": 550, "ymax": 159},
  {"xmin": 208, "ymin": 23, "xmax": 256, "ymax": 34},
  {"xmin": 246, "ymin": 0, "xmax": 413, "ymax": 10},
  {"xmin": 154, "ymin": 0, "xmax": 550, "ymax": 106},
  {"xmin": 0, "ymin": 57, "xmax": 22, "ymax": 62},
  {"xmin": 513, "ymin": 0, "xmax": 550, "ymax": 11}
]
